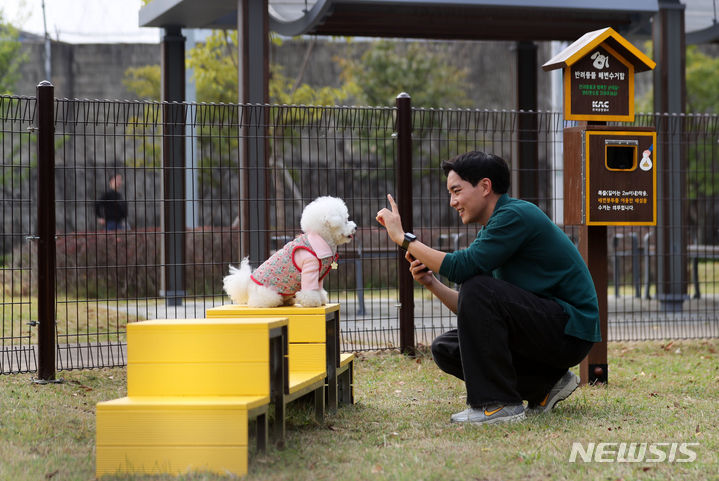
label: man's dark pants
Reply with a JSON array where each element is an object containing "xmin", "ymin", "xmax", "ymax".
[{"xmin": 431, "ymin": 275, "xmax": 593, "ymax": 408}]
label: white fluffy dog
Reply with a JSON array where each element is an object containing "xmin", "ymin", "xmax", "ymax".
[{"xmin": 223, "ymin": 196, "xmax": 356, "ymax": 308}]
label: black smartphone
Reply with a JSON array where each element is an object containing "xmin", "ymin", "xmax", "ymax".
[{"xmin": 408, "ymin": 253, "xmax": 430, "ymax": 272}]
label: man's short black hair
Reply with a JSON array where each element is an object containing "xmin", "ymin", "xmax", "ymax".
[{"xmin": 441, "ymin": 151, "xmax": 510, "ymax": 194}]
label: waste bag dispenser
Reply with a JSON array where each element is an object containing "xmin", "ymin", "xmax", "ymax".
[{"xmin": 564, "ymin": 126, "xmax": 656, "ymax": 226}]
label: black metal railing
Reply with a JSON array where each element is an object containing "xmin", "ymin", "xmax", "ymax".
[{"xmin": 1, "ymin": 85, "xmax": 718, "ymax": 376}]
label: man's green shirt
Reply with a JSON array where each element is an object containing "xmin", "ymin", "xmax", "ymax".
[{"xmin": 439, "ymin": 194, "xmax": 601, "ymax": 342}]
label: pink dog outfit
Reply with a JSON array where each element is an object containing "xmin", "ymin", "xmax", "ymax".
[{"xmin": 250, "ymin": 232, "xmax": 338, "ymax": 296}]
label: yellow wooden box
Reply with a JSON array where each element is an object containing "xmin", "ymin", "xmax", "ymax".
[
  {"xmin": 206, "ymin": 304, "xmax": 339, "ymax": 375},
  {"xmin": 288, "ymin": 342, "xmax": 325, "ymax": 373},
  {"xmin": 205, "ymin": 303, "xmax": 339, "ymax": 344},
  {"xmin": 96, "ymin": 396, "xmax": 267, "ymax": 477},
  {"xmin": 126, "ymin": 318, "xmax": 287, "ymax": 397}
]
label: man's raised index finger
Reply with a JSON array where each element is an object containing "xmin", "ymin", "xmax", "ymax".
[{"xmin": 387, "ymin": 194, "xmax": 398, "ymax": 211}]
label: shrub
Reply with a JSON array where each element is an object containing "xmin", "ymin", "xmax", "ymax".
[{"xmin": 3, "ymin": 228, "xmax": 242, "ymax": 299}]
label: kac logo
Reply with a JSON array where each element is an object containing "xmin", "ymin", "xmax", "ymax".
[
  {"xmin": 592, "ymin": 100, "xmax": 610, "ymax": 112},
  {"xmin": 569, "ymin": 442, "xmax": 699, "ymax": 463}
]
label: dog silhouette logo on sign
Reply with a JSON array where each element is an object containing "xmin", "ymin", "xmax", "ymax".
[{"xmin": 591, "ymin": 51, "xmax": 609, "ymax": 69}]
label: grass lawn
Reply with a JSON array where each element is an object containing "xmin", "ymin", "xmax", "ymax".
[{"xmin": 0, "ymin": 340, "xmax": 718, "ymax": 481}]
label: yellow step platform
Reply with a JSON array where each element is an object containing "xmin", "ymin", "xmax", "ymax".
[
  {"xmin": 206, "ymin": 303, "xmax": 346, "ymax": 411},
  {"xmin": 339, "ymin": 352, "xmax": 355, "ymax": 368},
  {"xmin": 288, "ymin": 371, "xmax": 326, "ymax": 396},
  {"xmin": 206, "ymin": 303, "xmax": 339, "ymax": 343},
  {"xmin": 204, "ymin": 304, "xmax": 338, "ymax": 375},
  {"xmin": 126, "ymin": 317, "xmax": 288, "ymax": 397},
  {"xmin": 96, "ymin": 396, "xmax": 268, "ymax": 478}
]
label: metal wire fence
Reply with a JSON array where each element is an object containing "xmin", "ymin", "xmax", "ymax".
[
  {"xmin": 0, "ymin": 96, "xmax": 36, "ymax": 374},
  {"xmin": 1, "ymin": 92, "xmax": 718, "ymax": 374}
]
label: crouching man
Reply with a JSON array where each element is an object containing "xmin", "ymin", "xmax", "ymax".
[{"xmin": 376, "ymin": 151, "xmax": 600, "ymax": 424}]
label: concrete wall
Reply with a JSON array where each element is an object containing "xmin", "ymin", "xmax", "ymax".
[
  {"xmin": 15, "ymin": 40, "xmax": 160, "ymax": 100},
  {"xmin": 15, "ymin": 37, "xmax": 560, "ymax": 109},
  {"xmin": 270, "ymin": 39, "xmax": 555, "ymax": 110}
]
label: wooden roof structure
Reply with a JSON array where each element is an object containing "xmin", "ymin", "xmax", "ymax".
[{"xmin": 542, "ymin": 27, "xmax": 657, "ymax": 73}]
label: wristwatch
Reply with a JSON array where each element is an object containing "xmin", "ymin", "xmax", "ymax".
[{"xmin": 401, "ymin": 232, "xmax": 417, "ymax": 250}]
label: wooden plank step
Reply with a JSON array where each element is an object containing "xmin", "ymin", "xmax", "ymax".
[
  {"xmin": 96, "ymin": 395, "xmax": 269, "ymax": 477},
  {"xmin": 284, "ymin": 370, "xmax": 326, "ymax": 424},
  {"xmin": 339, "ymin": 352, "xmax": 355, "ymax": 368},
  {"xmin": 288, "ymin": 371, "xmax": 325, "ymax": 396}
]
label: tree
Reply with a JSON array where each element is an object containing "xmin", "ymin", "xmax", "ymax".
[
  {"xmin": 186, "ymin": 31, "xmax": 239, "ymax": 104},
  {"xmin": 335, "ymin": 39, "xmax": 472, "ymax": 108},
  {"xmin": 636, "ymin": 44, "xmax": 719, "ymax": 114},
  {"xmin": 685, "ymin": 45, "xmax": 719, "ymax": 113},
  {"xmin": 683, "ymin": 47, "xmax": 719, "ymax": 222},
  {"xmin": 0, "ymin": 12, "xmax": 30, "ymax": 192},
  {"xmin": 122, "ymin": 65, "xmax": 161, "ymax": 101},
  {"xmin": 123, "ymin": 35, "xmax": 473, "ymax": 108},
  {"xmin": 0, "ymin": 12, "xmax": 27, "ymax": 94},
  {"xmin": 122, "ymin": 31, "xmax": 357, "ymax": 105},
  {"xmin": 635, "ymin": 44, "xmax": 719, "ymax": 243}
]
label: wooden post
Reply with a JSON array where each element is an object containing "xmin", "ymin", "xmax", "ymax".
[{"xmin": 578, "ymin": 225, "xmax": 608, "ymax": 384}]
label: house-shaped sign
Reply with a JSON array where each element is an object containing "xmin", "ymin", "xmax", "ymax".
[{"xmin": 542, "ymin": 27, "xmax": 655, "ymax": 122}]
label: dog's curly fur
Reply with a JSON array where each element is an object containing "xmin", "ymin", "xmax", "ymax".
[{"xmin": 223, "ymin": 196, "xmax": 356, "ymax": 307}]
